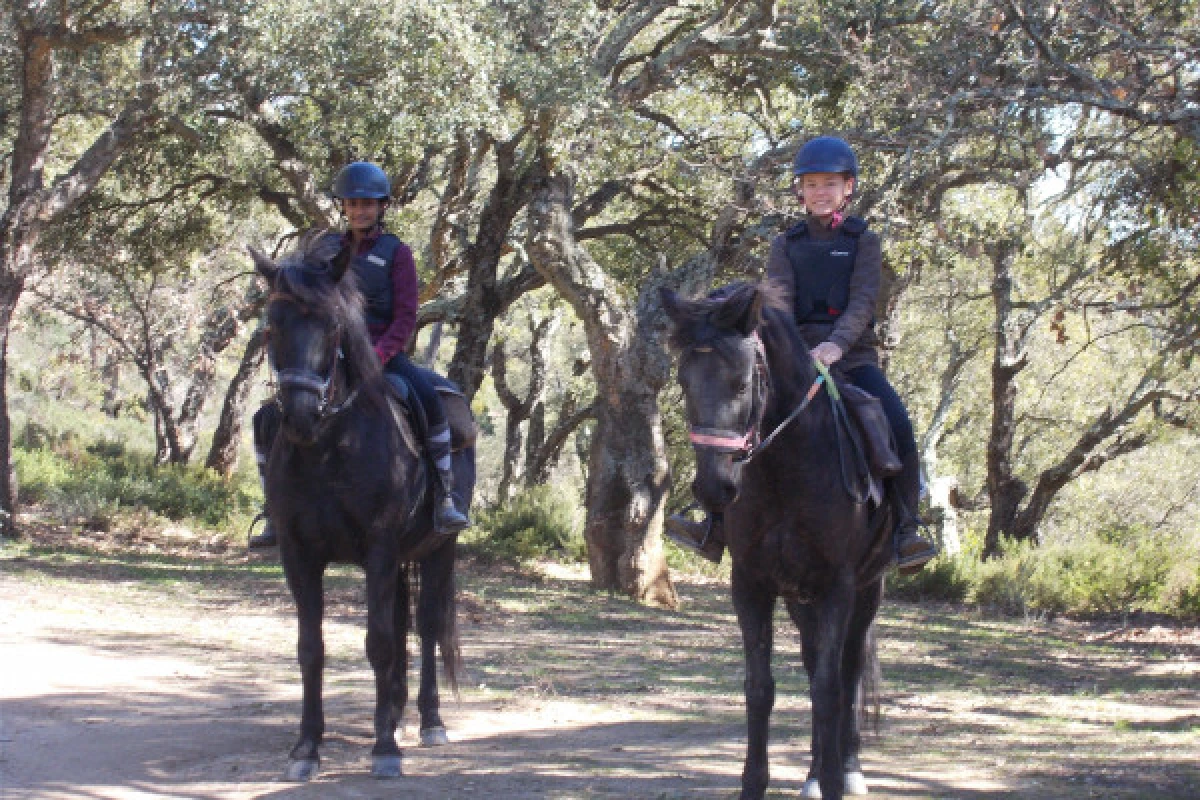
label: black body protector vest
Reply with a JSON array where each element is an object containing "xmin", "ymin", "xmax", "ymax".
[
  {"xmin": 784, "ymin": 215, "xmax": 868, "ymax": 325},
  {"xmin": 325, "ymin": 232, "xmax": 403, "ymax": 329}
]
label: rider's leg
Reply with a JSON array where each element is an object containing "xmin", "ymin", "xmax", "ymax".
[
  {"xmin": 385, "ymin": 354, "xmax": 469, "ymax": 535},
  {"xmin": 664, "ymin": 509, "xmax": 725, "ymax": 564},
  {"xmin": 248, "ymin": 403, "xmax": 280, "ymax": 549},
  {"xmin": 844, "ymin": 365, "xmax": 938, "ymax": 573}
]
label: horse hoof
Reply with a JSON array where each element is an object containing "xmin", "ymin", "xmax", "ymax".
[
  {"xmin": 284, "ymin": 758, "xmax": 319, "ymax": 782},
  {"xmin": 419, "ymin": 726, "xmax": 449, "ymax": 747},
  {"xmin": 801, "ymin": 778, "xmax": 822, "ymax": 799},
  {"xmin": 371, "ymin": 754, "xmax": 403, "ymax": 778},
  {"xmin": 845, "ymin": 770, "xmax": 869, "ymax": 795}
]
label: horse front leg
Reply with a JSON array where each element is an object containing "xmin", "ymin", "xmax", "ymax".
[
  {"xmin": 732, "ymin": 566, "xmax": 776, "ymax": 800},
  {"xmin": 389, "ymin": 562, "xmax": 411, "ymax": 743},
  {"xmin": 365, "ymin": 545, "xmax": 403, "ymax": 778},
  {"xmin": 416, "ymin": 539, "xmax": 456, "ymax": 746},
  {"xmin": 281, "ymin": 552, "xmax": 325, "ymax": 782},
  {"xmin": 809, "ymin": 568, "xmax": 856, "ymax": 800}
]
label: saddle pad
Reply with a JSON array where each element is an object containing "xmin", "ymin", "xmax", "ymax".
[{"xmin": 384, "ymin": 369, "xmax": 478, "ymax": 452}]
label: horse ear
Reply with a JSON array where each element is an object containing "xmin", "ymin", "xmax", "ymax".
[
  {"xmin": 717, "ymin": 285, "xmax": 763, "ymax": 335},
  {"xmin": 739, "ymin": 289, "xmax": 765, "ymax": 335},
  {"xmin": 247, "ymin": 246, "xmax": 278, "ymax": 284},
  {"xmin": 329, "ymin": 243, "xmax": 353, "ymax": 283},
  {"xmin": 659, "ymin": 287, "xmax": 684, "ymax": 324}
]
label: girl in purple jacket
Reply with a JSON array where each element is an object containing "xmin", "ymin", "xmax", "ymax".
[{"xmin": 249, "ymin": 162, "xmax": 468, "ymax": 547}]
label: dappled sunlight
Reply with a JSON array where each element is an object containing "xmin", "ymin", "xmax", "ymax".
[{"xmin": 3, "ymin": 547, "xmax": 1197, "ymax": 798}]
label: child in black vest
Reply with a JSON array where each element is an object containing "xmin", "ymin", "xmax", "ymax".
[{"xmin": 666, "ymin": 137, "xmax": 937, "ymax": 573}]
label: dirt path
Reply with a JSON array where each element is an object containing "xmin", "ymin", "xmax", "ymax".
[{"xmin": 2, "ymin": 535, "xmax": 1198, "ymax": 799}]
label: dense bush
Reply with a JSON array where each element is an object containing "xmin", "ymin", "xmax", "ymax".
[
  {"xmin": 883, "ymin": 524, "xmax": 1199, "ymax": 620},
  {"xmin": 14, "ymin": 422, "xmax": 257, "ymax": 529},
  {"xmin": 888, "ymin": 554, "xmax": 973, "ymax": 603},
  {"xmin": 466, "ymin": 485, "xmax": 585, "ymax": 563},
  {"xmin": 965, "ymin": 530, "xmax": 1198, "ymax": 619}
]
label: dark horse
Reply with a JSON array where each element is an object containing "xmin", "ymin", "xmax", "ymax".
[
  {"xmin": 249, "ymin": 238, "xmax": 471, "ymax": 781},
  {"xmin": 662, "ymin": 282, "xmax": 892, "ymax": 800}
]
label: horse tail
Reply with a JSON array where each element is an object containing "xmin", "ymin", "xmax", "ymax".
[
  {"xmin": 438, "ymin": 561, "xmax": 464, "ymax": 695},
  {"xmin": 857, "ymin": 619, "xmax": 883, "ymax": 736},
  {"xmin": 416, "ymin": 539, "xmax": 465, "ymax": 695}
]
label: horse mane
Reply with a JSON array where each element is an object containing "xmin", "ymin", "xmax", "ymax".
[
  {"xmin": 271, "ymin": 232, "xmax": 386, "ymax": 408},
  {"xmin": 667, "ymin": 281, "xmax": 786, "ymax": 350}
]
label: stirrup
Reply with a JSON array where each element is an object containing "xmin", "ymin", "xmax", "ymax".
[
  {"xmin": 664, "ymin": 506, "xmax": 723, "ymax": 564},
  {"xmin": 246, "ymin": 512, "xmax": 278, "ymax": 548},
  {"xmin": 434, "ymin": 494, "xmax": 470, "ymax": 534}
]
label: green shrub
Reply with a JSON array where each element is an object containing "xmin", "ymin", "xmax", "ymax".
[
  {"xmin": 889, "ymin": 554, "xmax": 973, "ymax": 602},
  {"xmin": 971, "ymin": 540, "xmax": 1041, "ymax": 615},
  {"xmin": 1159, "ymin": 559, "xmax": 1200, "ymax": 620},
  {"xmin": 968, "ymin": 530, "xmax": 1191, "ymax": 618},
  {"xmin": 14, "ymin": 422, "xmax": 258, "ymax": 530},
  {"xmin": 468, "ymin": 485, "xmax": 585, "ymax": 563}
]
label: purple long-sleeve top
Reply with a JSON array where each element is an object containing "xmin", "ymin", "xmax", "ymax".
[{"xmin": 341, "ymin": 228, "xmax": 419, "ymax": 364}]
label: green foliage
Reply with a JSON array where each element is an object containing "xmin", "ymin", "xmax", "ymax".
[
  {"xmin": 888, "ymin": 555, "xmax": 973, "ymax": 603},
  {"xmin": 969, "ymin": 531, "xmax": 1198, "ymax": 619},
  {"xmin": 466, "ymin": 485, "xmax": 585, "ymax": 563},
  {"xmin": 14, "ymin": 422, "xmax": 257, "ymax": 529}
]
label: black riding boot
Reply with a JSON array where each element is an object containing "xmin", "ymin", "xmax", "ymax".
[
  {"xmin": 247, "ymin": 453, "xmax": 278, "ymax": 549},
  {"xmin": 893, "ymin": 451, "xmax": 938, "ymax": 574},
  {"xmin": 428, "ymin": 423, "xmax": 469, "ymax": 536},
  {"xmin": 664, "ymin": 511, "xmax": 725, "ymax": 564}
]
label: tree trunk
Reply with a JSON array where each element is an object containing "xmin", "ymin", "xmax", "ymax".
[
  {"xmin": 525, "ymin": 395, "xmax": 595, "ymax": 488},
  {"xmin": 527, "ymin": 172, "xmax": 716, "ymax": 608},
  {"xmin": 101, "ymin": 350, "xmax": 122, "ymax": 418},
  {"xmin": 206, "ymin": 326, "xmax": 267, "ymax": 476},
  {"xmin": 983, "ymin": 239, "xmax": 1029, "ymax": 559},
  {"xmin": 0, "ymin": 277, "xmax": 24, "ymax": 536},
  {"xmin": 445, "ymin": 132, "xmax": 543, "ymax": 401}
]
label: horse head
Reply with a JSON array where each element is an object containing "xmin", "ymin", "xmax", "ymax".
[
  {"xmin": 662, "ymin": 282, "xmax": 771, "ymax": 513},
  {"xmin": 250, "ymin": 237, "xmax": 376, "ymax": 445}
]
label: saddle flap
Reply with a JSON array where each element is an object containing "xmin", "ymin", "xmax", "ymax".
[
  {"xmin": 385, "ymin": 369, "xmax": 478, "ymax": 452},
  {"xmin": 837, "ymin": 382, "xmax": 903, "ymax": 478}
]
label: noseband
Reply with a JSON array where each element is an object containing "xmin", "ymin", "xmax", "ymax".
[
  {"xmin": 269, "ymin": 311, "xmax": 359, "ymax": 423},
  {"xmin": 686, "ymin": 333, "xmax": 770, "ymax": 460},
  {"xmin": 686, "ymin": 331, "xmax": 827, "ymax": 465}
]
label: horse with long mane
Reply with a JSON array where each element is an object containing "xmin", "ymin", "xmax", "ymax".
[
  {"xmin": 662, "ymin": 281, "xmax": 892, "ymax": 800},
  {"xmin": 249, "ymin": 237, "xmax": 472, "ymax": 781}
]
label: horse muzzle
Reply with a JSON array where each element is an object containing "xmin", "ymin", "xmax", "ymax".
[
  {"xmin": 692, "ymin": 451, "xmax": 741, "ymax": 512},
  {"xmin": 279, "ymin": 394, "xmax": 324, "ymax": 446}
]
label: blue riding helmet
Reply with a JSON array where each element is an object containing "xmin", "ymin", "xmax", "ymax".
[
  {"xmin": 332, "ymin": 162, "xmax": 391, "ymax": 199},
  {"xmin": 792, "ymin": 137, "xmax": 859, "ymax": 178}
]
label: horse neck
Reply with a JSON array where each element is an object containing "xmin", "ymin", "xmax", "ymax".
[{"xmin": 759, "ymin": 321, "xmax": 820, "ymax": 418}]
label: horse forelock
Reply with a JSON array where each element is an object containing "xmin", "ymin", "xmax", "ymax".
[
  {"xmin": 268, "ymin": 238, "xmax": 384, "ymax": 402},
  {"xmin": 668, "ymin": 281, "xmax": 814, "ymax": 404}
]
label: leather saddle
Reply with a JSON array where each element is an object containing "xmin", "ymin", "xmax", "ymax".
[{"xmin": 384, "ymin": 366, "xmax": 478, "ymax": 457}]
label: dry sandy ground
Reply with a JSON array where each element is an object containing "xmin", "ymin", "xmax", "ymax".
[{"xmin": 2, "ymin": 539, "xmax": 1198, "ymax": 799}]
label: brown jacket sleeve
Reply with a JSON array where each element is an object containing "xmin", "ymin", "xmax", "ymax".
[
  {"xmin": 764, "ymin": 234, "xmax": 793, "ymax": 309},
  {"xmin": 828, "ymin": 230, "xmax": 881, "ymax": 354}
]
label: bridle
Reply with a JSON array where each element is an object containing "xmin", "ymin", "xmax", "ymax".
[
  {"xmin": 686, "ymin": 331, "xmax": 827, "ymax": 466},
  {"xmin": 268, "ymin": 301, "xmax": 360, "ymax": 424}
]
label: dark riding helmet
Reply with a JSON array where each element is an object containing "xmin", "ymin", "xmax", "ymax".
[
  {"xmin": 792, "ymin": 136, "xmax": 859, "ymax": 178},
  {"xmin": 332, "ymin": 162, "xmax": 391, "ymax": 200}
]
